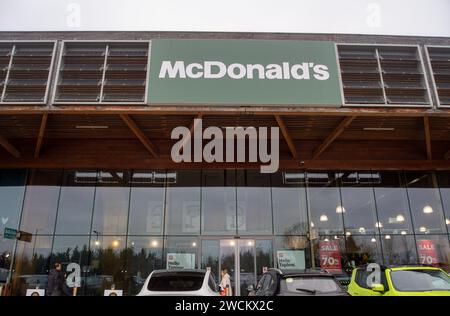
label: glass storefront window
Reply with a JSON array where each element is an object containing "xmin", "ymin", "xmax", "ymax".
[
  {"xmin": 12, "ymin": 235, "xmax": 52, "ymax": 296},
  {"xmin": 437, "ymin": 172, "xmax": 450, "ymax": 233},
  {"xmin": 271, "ymin": 171, "xmax": 308, "ymax": 235},
  {"xmin": 87, "ymin": 235, "xmax": 126, "ymax": 296},
  {"xmin": 345, "ymin": 235, "xmax": 382, "ymax": 267},
  {"xmin": 339, "ymin": 171, "xmax": 378, "ymax": 235},
  {"xmin": 20, "ymin": 170, "xmax": 62, "ymax": 235},
  {"xmin": 0, "ymin": 169, "xmax": 26, "ymax": 277},
  {"xmin": 307, "ymin": 172, "xmax": 344, "ymax": 236},
  {"xmin": 201, "ymin": 240, "xmax": 219, "ymax": 283},
  {"xmin": 275, "ymin": 236, "xmax": 310, "ymax": 270},
  {"xmin": 128, "ymin": 171, "xmax": 165, "ymax": 235},
  {"xmin": 255, "ymin": 240, "xmax": 273, "ymax": 282},
  {"xmin": 382, "ymin": 234, "xmax": 418, "ymax": 266},
  {"xmin": 404, "ymin": 172, "xmax": 447, "ymax": 234},
  {"xmin": 126, "ymin": 236, "xmax": 163, "ymax": 295},
  {"xmin": 55, "ymin": 171, "xmax": 96, "ymax": 235},
  {"xmin": 91, "ymin": 171, "xmax": 130, "ymax": 235},
  {"xmin": 236, "ymin": 170, "xmax": 272, "ymax": 235},
  {"xmin": 165, "ymin": 170, "xmax": 201, "ymax": 235},
  {"xmin": 201, "ymin": 170, "xmax": 236, "ymax": 235},
  {"xmin": 164, "ymin": 236, "xmax": 198, "ymax": 269},
  {"xmin": 51, "ymin": 236, "xmax": 90, "ymax": 295},
  {"xmin": 415, "ymin": 235, "xmax": 450, "ymax": 271},
  {"xmin": 311, "ymin": 235, "xmax": 346, "ymax": 274},
  {"xmin": 373, "ymin": 171, "xmax": 414, "ymax": 234}
]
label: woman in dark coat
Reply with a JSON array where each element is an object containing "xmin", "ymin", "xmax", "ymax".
[{"xmin": 46, "ymin": 262, "xmax": 65, "ymax": 296}]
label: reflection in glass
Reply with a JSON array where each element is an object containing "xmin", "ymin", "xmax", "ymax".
[
  {"xmin": 239, "ymin": 239, "xmax": 255, "ymax": 296},
  {"xmin": 201, "ymin": 170, "xmax": 236, "ymax": 235},
  {"xmin": 164, "ymin": 236, "xmax": 198, "ymax": 269},
  {"xmin": 404, "ymin": 172, "xmax": 446, "ymax": 234},
  {"xmin": 437, "ymin": 173, "xmax": 450, "ymax": 230},
  {"xmin": 55, "ymin": 171, "xmax": 96, "ymax": 235},
  {"xmin": 307, "ymin": 172, "xmax": 344, "ymax": 236},
  {"xmin": 0, "ymin": 169, "xmax": 26, "ymax": 275},
  {"xmin": 345, "ymin": 235, "xmax": 382, "ymax": 267},
  {"xmin": 12, "ymin": 235, "xmax": 52, "ymax": 296},
  {"xmin": 275, "ymin": 236, "xmax": 310, "ymax": 269},
  {"xmin": 236, "ymin": 170, "xmax": 272, "ymax": 235},
  {"xmin": 373, "ymin": 171, "xmax": 414, "ymax": 234},
  {"xmin": 126, "ymin": 237, "xmax": 163, "ymax": 295},
  {"xmin": 165, "ymin": 171, "xmax": 201, "ymax": 235},
  {"xmin": 271, "ymin": 171, "xmax": 308, "ymax": 235},
  {"xmin": 91, "ymin": 171, "xmax": 130, "ymax": 235},
  {"xmin": 382, "ymin": 234, "xmax": 418, "ymax": 266},
  {"xmin": 201, "ymin": 240, "xmax": 219, "ymax": 283},
  {"xmin": 20, "ymin": 170, "xmax": 62, "ymax": 235},
  {"xmin": 87, "ymin": 235, "xmax": 126, "ymax": 296},
  {"xmin": 128, "ymin": 171, "xmax": 165, "ymax": 235},
  {"xmin": 415, "ymin": 235, "xmax": 450, "ymax": 269},
  {"xmin": 255, "ymin": 240, "xmax": 273, "ymax": 282},
  {"xmin": 339, "ymin": 171, "xmax": 378, "ymax": 235}
]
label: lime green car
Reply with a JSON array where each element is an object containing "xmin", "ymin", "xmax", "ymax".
[{"xmin": 348, "ymin": 265, "xmax": 450, "ymax": 296}]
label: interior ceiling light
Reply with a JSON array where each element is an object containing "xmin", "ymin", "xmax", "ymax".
[
  {"xmin": 423, "ymin": 205, "xmax": 433, "ymax": 214},
  {"xmin": 396, "ymin": 215, "xmax": 405, "ymax": 222},
  {"xmin": 319, "ymin": 215, "xmax": 329, "ymax": 222},
  {"xmin": 336, "ymin": 205, "xmax": 346, "ymax": 213}
]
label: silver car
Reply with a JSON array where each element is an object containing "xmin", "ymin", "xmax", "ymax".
[{"xmin": 137, "ymin": 269, "xmax": 221, "ymax": 296}]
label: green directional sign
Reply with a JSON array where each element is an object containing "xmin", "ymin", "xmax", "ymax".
[
  {"xmin": 148, "ymin": 39, "xmax": 342, "ymax": 105},
  {"xmin": 3, "ymin": 227, "xmax": 17, "ymax": 240}
]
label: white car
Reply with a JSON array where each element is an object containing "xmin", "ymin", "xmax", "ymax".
[{"xmin": 137, "ymin": 269, "xmax": 221, "ymax": 296}]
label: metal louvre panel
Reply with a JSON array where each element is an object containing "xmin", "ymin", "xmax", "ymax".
[
  {"xmin": 427, "ymin": 46, "xmax": 450, "ymax": 107},
  {"xmin": 0, "ymin": 41, "xmax": 55, "ymax": 103},
  {"xmin": 338, "ymin": 44, "xmax": 431, "ymax": 107},
  {"xmin": 54, "ymin": 41, "xmax": 149, "ymax": 104}
]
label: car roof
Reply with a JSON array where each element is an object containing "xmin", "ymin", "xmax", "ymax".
[
  {"xmin": 355, "ymin": 264, "xmax": 443, "ymax": 271},
  {"xmin": 151, "ymin": 269, "xmax": 207, "ymax": 274},
  {"xmin": 269, "ymin": 268, "xmax": 334, "ymax": 276}
]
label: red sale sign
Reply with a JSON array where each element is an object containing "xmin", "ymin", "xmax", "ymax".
[
  {"xmin": 319, "ymin": 240, "xmax": 342, "ymax": 273},
  {"xmin": 417, "ymin": 240, "xmax": 439, "ymax": 266}
]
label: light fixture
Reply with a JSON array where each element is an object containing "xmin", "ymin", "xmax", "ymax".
[
  {"xmin": 131, "ymin": 242, "xmax": 135, "ymax": 246},
  {"xmin": 75, "ymin": 125, "xmax": 109, "ymax": 129},
  {"xmin": 324, "ymin": 238, "xmax": 329, "ymax": 242},
  {"xmin": 419, "ymin": 226, "xmax": 427, "ymax": 232},
  {"xmin": 192, "ymin": 242, "xmax": 197, "ymax": 247},
  {"xmin": 345, "ymin": 231, "xmax": 351, "ymax": 236},
  {"xmin": 423, "ymin": 205, "xmax": 433, "ymax": 214},
  {"xmin": 310, "ymin": 222, "xmax": 315, "ymax": 228},
  {"xmin": 247, "ymin": 241, "xmax": 254, "ymax": 246},
  {"xmin": 401, "ymin": 231, "xmax": 407, "ymax": 235},
  {"xmin": 94, "ymin": 240, "xmax": 100, "ymax": 246},
  {"xmin": 319, "ymin": 215, "xmax": 329, "ymax": 222},
  {"xmin": 371, "ymin": 238, "xmax": 377, "ymax": 243},
  {"xmin": 363, "ymin": 127, "xmax": 395, "ymax": 131},
  {"xmin": 396, "ymin": 215, "xmax": 405, "ymax": 222},
  {"xmin": 151, "ymin": 240, "xmax": 159, "ymax": 247},
  {"xmin": 112, "ymin": 240, "xmax": 120, "ymax": 248},
  {"xmin": 375, "ymin": 222, "xmax": 383, "ymax": 228},
  {"xmin": 230, "ymin": 240, "xmax": 236, "ymax": 246},
  {"xmin": 5, "ymin": 253, "xmax": 10, "ymax": 258},
  {"xmin": 385, "ymin": 235, "xmax": 391, "ymax": 240},
  {"xmin": 334, "ymin": 236, "xmax": 339, "ymax": 240},
  {"xmin": 446, "ymin": 218, "xmax": 450, "ymax": 225},
  {"xmin": 358, "ymin": 227, "xmax": 366, "ymax": 234},
  {"xmin": 336, "ymin": 205, "xmax": 346, "ymax": 214}
]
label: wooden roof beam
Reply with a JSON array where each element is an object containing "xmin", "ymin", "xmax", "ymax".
[
  {"xmin": 34, "ymin": 113, "xmax": 48, "ymax": 158},
  {"xmin": 312, "ymin": 116, "xmax": 356, "ymax": 159},
  {"xmin": 119, "ymin": 114, "xmax": 158, "ymax": 158},
  {"xmin": 423, "ymin": 116, "xmax": 432, "ymax": 160},
  {"xmin": 274, "ymin": 114, "xmax": 299, "ymax": 160},
  {"xmin": 0, "ymin": 135, "xmax": 21, "ymax": 158}
]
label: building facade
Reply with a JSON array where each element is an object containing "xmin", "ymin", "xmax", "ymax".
[{"xmin": 0, "ymin": 32, "xmax": 449, "ymax": 296}]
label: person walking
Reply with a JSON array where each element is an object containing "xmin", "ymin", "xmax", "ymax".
[
  {"xmin": 219, "ymin": 268, "xmax": 232, "ymax": 296},
  {"xmin": 46, "ymin": 262, "xmax": 65, "ymax": 296}
]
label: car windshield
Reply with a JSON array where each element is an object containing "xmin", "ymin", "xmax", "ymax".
[
  {"xmin": 148, "ymin": 272, "xmax": 205, "ymax": 291},
  {"xmin": 390, "ymin": 270, "xmax": 450, "ymax": 292},
  {"xmin": 282, "ymin": 276, "xmax": 340, "ymax": 294}
]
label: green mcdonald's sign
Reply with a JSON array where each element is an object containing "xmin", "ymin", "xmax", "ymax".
[{"xmin": 148, "ymin": 39, "xmax": 342, "ymax": 106}]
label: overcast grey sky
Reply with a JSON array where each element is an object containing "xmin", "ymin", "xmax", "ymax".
[{"xmin": 0, "ymin": 0, "xmax": 449, "ymax": 36}]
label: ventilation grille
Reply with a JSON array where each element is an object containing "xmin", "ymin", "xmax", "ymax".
[
  {"xmin": 54, "ymin": 41, "xmax": 148, "ymax": 104},
  {"xmin": 338, "ymin": 45, "xmax": 430, "ymax": 106},
  {"xmin": 0, "ymin": 42, "xmax": 55, "ymax": 103},
  {"xmin": 427, "ymin": 46, "xmax": 450, "ymax": 107}
]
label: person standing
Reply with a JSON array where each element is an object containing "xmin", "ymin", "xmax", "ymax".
[
  {"xmin": 46, "ymin": 262, "xmax": 65, "ymax": 296},
  {"xmin": 219, "ymin": 268, "xmax": 232, "ymax": 296}
]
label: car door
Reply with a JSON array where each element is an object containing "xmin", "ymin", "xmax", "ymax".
[
  {"xmin": 255, "ymin": 275, "xmax": 267, "ymax": 296},
  {"xmin": 349, "ymin": 268, "xmax": 383, "ymax": 296}
]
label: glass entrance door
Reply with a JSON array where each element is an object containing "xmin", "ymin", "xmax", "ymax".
[
  {"xmin": 201, "ymin": 238, "xmax": 273, "ymax": 296},
  {"xmin": 219, "ymin": 239, "xmax": 255, "ymax": 296}
]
